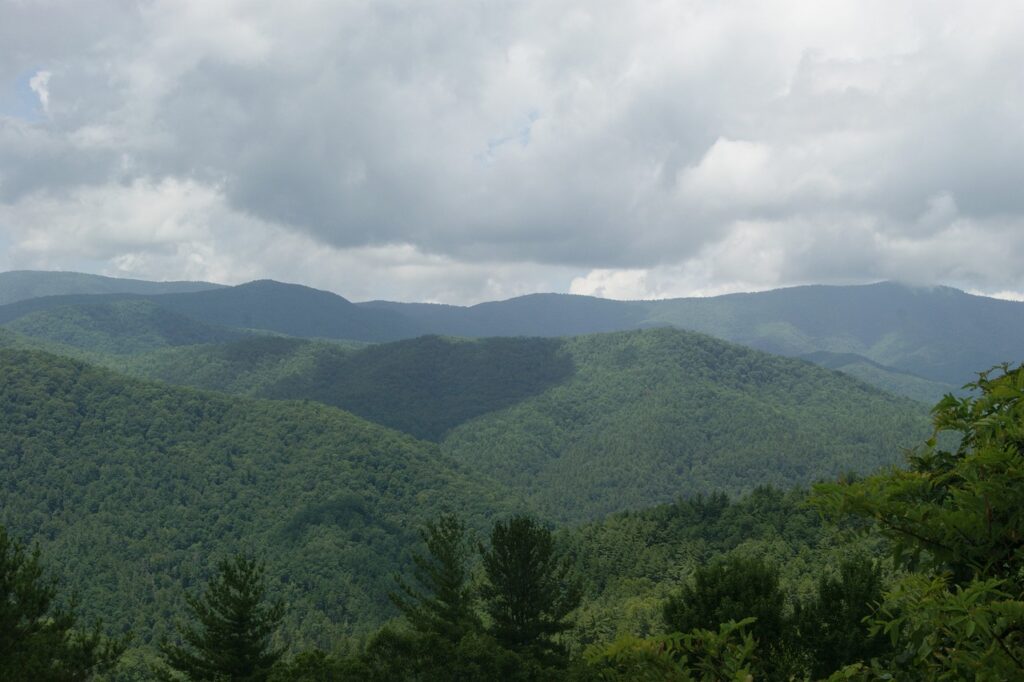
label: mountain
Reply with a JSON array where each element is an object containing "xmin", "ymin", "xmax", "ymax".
[
  {"xmin": 440, "ymin": 328, "xmax": 930, "ymax": 521},
  {"xmin": 796, "ymin": 351, "xmax": 954, "ymax": 404},
  {"xmin": 367, "ymin": 283, "xmax": 1024, "ymax": 387},
  {"xmin": 638, "ymin": 282, "xmax": 1024, "ymax": 386},
  {"xmin": 361, "ymin": 293, "xmax": 649, "ymax": 337},
  {"xmin": 3, "ymin": 299, "xmax": 251, "ymax": 355},
  {"xmin": 110, "ymin": 329, "xmax": 931, "ymax": 522},
  {"xmin": 0, "ymin": 270, "xmax": 221, "ymax": 305},
  {"xmin": 4, "ymin": 272, "xmax": 1019, "ymax": 395},
  {"xmin": 0, "ymin": 279, "xmax": 423, "ymax": 343},
  {"xmin": 0, "ymin": 349, "xmax": 515, "ymax": 647}
]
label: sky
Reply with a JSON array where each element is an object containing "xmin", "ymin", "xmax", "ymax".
[{"xmin": 1, "ymin": 0, "xmax": 1023, "ymax": 304}]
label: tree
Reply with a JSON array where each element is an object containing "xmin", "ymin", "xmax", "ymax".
[
  {"xmin": 663, "ymin": 555, "xmax": 785, "ymax": 646},
  {"xmin": 812, "ymin": 364, "xmax": 1024, "ymax": 679},
  {"xmin": 795, "ymin": 554, "xmax": 889, "ymax": 679},
  {"xmin": 479, "ymin": 515, "xmax": 580, "ymax": 665},
  {"xmin": 390, "ymin": 513, "xmax": 479, "ymax": 643},
  {"xmin": 0, "ymin": 524, "xmax": 126, "ymax": 681},
  {"xmin": 159, "ymin": 555, "xmax": 285, "ymax": 681}
]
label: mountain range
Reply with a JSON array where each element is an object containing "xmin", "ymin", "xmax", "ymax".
[{"xmin": 3, "ymin": 271, "xmax": 1021, "ymax": 399}]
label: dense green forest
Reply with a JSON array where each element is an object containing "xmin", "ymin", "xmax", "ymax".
[
  {"xmin": 0, "ymin": 349, "xmax": 515, "ymax": 650},
  {"xmin": 67, "ymin": 328, "xmax": 932, "ymax": 520},
  {"xmin": 10, "ymin": 361, "xmax": 1023, "ymax": 679},
  {"xmin": 4, "ymin": 271, "xmax": 1023, "ymax": 679},
  {"xmin": 441, "ymin": 328, "xmax": 930, "ymax": 520}
]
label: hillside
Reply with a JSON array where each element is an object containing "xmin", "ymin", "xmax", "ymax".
[
  {"xmin": 440, "ymin": 328, "xmax": 931, "ymax": 521},
  {"xmin": 0, "ymin": 279, "xmax": 424, "ymax": 343},
  {"xmin": 0, "ymin": 349, "xmax": 516, "ymax": 647},
  {"xmin": 0, "ymin": 270, "xmax": 221, "ymax": 305},
  {"xmin": 368, "ymin": 283, "xmax": 1024, "ymax": 387},
  {"xmin": 109, "ymin": 329, "xmax": 931, "ymax": 522},
  {"xmin": 3, "ymin": 299, "xmax": 251, "ymax": 354},
  {"xmin": 2, "ymin": 273, "xmax": 1018, "ymax": 396}
]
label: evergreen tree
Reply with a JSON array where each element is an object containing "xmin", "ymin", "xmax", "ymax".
[
  {"xmin": 390, "ymin": 513, "xmax": 479, "ymax": 643},
  {"xmin": 795, "ymin": 554, "xmax": 889, "ymax": 678},
  {"xmin": 0, "ymin": 524, "xmax": 126, "ymax": 681},
  {"xmin": 159, "ymin": 555, "xmax": 285, "ymax": 681},
  {"xmin": 479, "ymin": 515, "xmax": 580, "ymax": 664},
  {"xmin": 663, "ymin": 555, "xmax": 785, "ymax": 645}
]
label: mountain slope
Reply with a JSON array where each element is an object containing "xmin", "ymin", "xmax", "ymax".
[
  {"xmin": 0, "ymin": 349, "xmax": 515, "ymax": 647},
  {"xmin": 107, "ymin": 329, "xmax": 930, "ymax": 522},
  {"xmin": 0, "ymin": 279, "xmax": 425, "ymax": 343},
  {"xmin": 439, "ymin": 328, "xmax": 931, "ymax": 521},
  {"xmin": 0, "ymin": 270, "xmax": 221, "ymax": 305},
  {"xmin": 119, "ymin": 335, "xmax": 574, "ymax": 441},
  {"xmin": 3, "ymin": 299, "xmax": 251, "ymax": 354},
  {"xmin": 366, "ymin": 282, "xmax": 1024, "ymax": 389}
]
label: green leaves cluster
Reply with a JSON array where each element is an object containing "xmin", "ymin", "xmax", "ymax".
[{"xmin": 813, "ymin": 363, "xmax": 1024, "ymax": 679}]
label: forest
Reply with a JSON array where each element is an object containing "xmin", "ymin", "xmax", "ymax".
[
  {"xmin": 2, "ymin": 274, "xmax": 1023, "ymax": 679},
  {"xmin": 7, "ymin": 362, "xmax": 1024, "ymax": 679}
]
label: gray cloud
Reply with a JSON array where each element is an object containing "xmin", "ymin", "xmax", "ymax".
[{"xmin": 1, "ymin": 0, "xmax": 1023, "ymax": 302}]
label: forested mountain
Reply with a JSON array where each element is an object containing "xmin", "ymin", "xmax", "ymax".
[
  {"xmin": 0, "ymin": 270, "xmax": 220, "ymax": 305},
  {"xmin": 0, "ymin": 349, "xmax": 515, "ymax": 648},
  {"xmin": 4, "ymin": 271, "xmax": 1019, "ymax": 398},
  {"xmin": 440, "ymin": 328, "xmax": 930, "ymax": 520},
  {"xmin": 104, "ymin": 329, "xmax": 930, "ymax": 522},
  {"xmin": 0, "ymin": 279, "xmax": 422, "ymax": 343},
  {"xmin": 3, "ymin": 299, "xmax": 251, "ymax": 354},
  {"xmin": 369, "ymin": 282, "xmax": 1024, "ymax": 387}
]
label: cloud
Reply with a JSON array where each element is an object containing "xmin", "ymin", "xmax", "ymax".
[
  {"xmin": 1, "ymin": 0, "xmax": 1023, "ymax": 302},
  {"xmin": 28, "ymin": 71, "xmax": 51, "ymax": 115}
]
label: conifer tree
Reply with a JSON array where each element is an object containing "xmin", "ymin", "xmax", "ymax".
[
  {"xmin": 0, "ymin": 524, "xmax": 126, "ymax": 681},
  {"xmin": 159, "ymin": 555, "xmax": 285, "ymax": 681},
  {"xmin": 479, "ymin": 515, "xmax": 580, "ymax": 664},
  {"xmin": 390, "ymin": 513, "xmax": 479, "ymax": 643}
]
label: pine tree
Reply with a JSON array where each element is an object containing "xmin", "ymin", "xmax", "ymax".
[
  {"xmin": 479, "ymin": 515, "xmax": 579, "ymax": 664},
  {"xmin": 159, "ymin": 555, "xmax": 285, "ymax": 681},
  {"xmin": 390, "ymin": 513, "xmax": 479, "ymax": 643},
  {"xmin": 0, "ymin": 524, "xmax": 126, "ymax": 681}
]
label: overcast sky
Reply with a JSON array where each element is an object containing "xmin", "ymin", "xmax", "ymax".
[{"xmin": 1, "ymin": 0, "xmax": 1022, "ymax": 303}]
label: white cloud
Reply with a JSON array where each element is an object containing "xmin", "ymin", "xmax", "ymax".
[
  {"xmin": 28, "ymin": 70, "xmax": 51, "ymax": 115},
  {"xmin": 2, "ymin": 0, "xmax": 1024, "ymax": 302}
]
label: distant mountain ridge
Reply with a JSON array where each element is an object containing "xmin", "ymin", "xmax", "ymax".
[
  {"xmin": 0, "ymin": 270, "xmax": 221, "ymax": 305},
  {"xmin": 3, "ymin": 271, "xmax": 1021, "ymax": 392}
]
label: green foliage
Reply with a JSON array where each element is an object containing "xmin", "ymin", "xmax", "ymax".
[
  {"xmin": 0, "ymin": 348, "xmax": 514, "ymax": 651},
  {"xmin": 390, "ymin": 513, "xmax": 479, "ymax": 643},
  {"xmin": 480, "ymin": 515, "xmax": 581, "ymax": 664},
  {"xmin": 582, "ymin": 618, "xmax": 756, "ymax": 682},
  {"xmin": 663, "ymin": 556, "xmax": 785, "ymax": 648},
  {"xmin": 4, "ymin": 300, "xmax": 249, "ymax": 355},
  {"xmin": 159, "ymin": 555, "xmax": 285, "ymax": 681},
  {"xmin": 444, "ymin": 328, "xmax": 929, "ymax": 521},
  {"xmin": 0, "ymin": 524, "xmax": 126, "ymax": 681},
  {"xmin": 812, "ymin": 364, "xmax": 1024, "ymax": 678},
  {"xmin": 794, "ymin": 554, "xmax": 889, "ymax": 679}
]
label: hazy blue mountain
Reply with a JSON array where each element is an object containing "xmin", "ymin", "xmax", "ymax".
[
  {"xmin": 0, "ymin": 270, "xmax": 221, "ymax": 305},
  {"xmin": 797, "ymin": 351, "xmax": 955, "ymax": 404},
  {"xmin": 361, "ymin": 293, "xmax": 649, "ymax": 337},
  {"xmin": 0, "ymin": 279, "xmax": 424, "ymax": 342},
  {"xmin": 3, "ymin": 272, "xmax": 1018, "ymax": 392},
  {"xmin": 367, "ymin": 282, "xmax": 1024, "ymax": 387}
]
